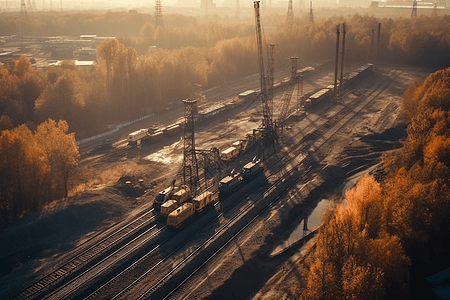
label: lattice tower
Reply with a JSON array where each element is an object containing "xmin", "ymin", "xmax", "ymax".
[
  {"xmin": 49, "ymin": 0, "xmax": 53, "ymax": 11},
  {"xmin": 375, "ymin": 23, "xmax": 381, "ymax": 70},
  {"xmin": 333, "ymin": 24, "xmax": 340, "ymax": 98},
  {"xmin": 26, "ymin": 0, "xmax": 32, "ymax": 12},
  {"xmin": 411, "ymin": 0, "xmax": 417, "ymax": 17},
  {"xmin": 267, "ymin": 43, "xmax": 276, "ymax": 114},
  {"xmin": 182, "ymin": 99, "xmax": 199, "ymax": 194},
  {"xmin": 432, "ymin": 1, "xmax": 438, "ymax": 17},
  {"xmin": 297, "ymin": 75, "xmax": 304, "ymax": 111},
  {"xmin": 309, "ymin": 1, "xmax": 313, "ymax": 24},
  {"xmin": 20, "ymin": 0, "xmax": 27, "ymax": 16},
  {"xmin": 339, "ymin": 23, "xmax": 346, "ymax": 97},
  {"xmin": 155, "ymin": 0, "xmax": 164, "ymax": 28},
  {"xmin": 254, "ymin": 0, "xmax": 276, "ymax": 149},
  {"xmin": 32, "ymin": 0, "xmax": 37, "ymax": 11},
  {"xmin": 286, "ymin": 0, "xmax": 293, "ymax": 24}
]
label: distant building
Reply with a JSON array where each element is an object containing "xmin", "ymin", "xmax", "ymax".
[
  {"xmin": 77, "ymin": 48, "xmax": 97, "ymax": 61},
  {"xmin": 201, "ymin": 0, "xmax": 216, "ymax": 10},
  {"xmin": 51, "ymin": 60, "xmax": 96, "ymax": 68},
  {"xmin": 339, "ymin": 0, "xmax": 370, "ymax": 7},
  {"xmin": 177, "ymin": 0, "xmax": 199, "ymax": 6}
]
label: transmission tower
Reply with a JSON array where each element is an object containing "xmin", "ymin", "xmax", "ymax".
[
  {"xmin": 375, "ymin": 23, "xmax": 381, "ymax": 70},
  {"xmin": 26, "ymin": 0, "xmax": 32, "ymax": 12},
  {"xmin": 278, "ymin": 57, "xmax": 299, "ymax": 122},
  {"xmin": 432, "ymin": 1, "xmax": 438, "ymax": 16},
  {"xmin": 411, "ymin": 0, "xmax": 417, "ymax": 17},
  {"xmin": 60, "ymin": 0, "xmax": 61, "ymax": 11},
  {"xmin": 339, "ymin": 23, "xmax": 346, "ymax": 97},
  {"xmin": 254, "ymin": 1, "xmax": 276, "ymax": 152},
  {"xmin": 236, "ymin": 0, "xmax": 240, "ymax": 21},
  {"xmin": 333, "ymin": 24, "xmax": 340, "ymax": 98},
  {"xmin": 155, "ymin": 0, "xmax": 164, "ymax": 28},
  {"xmin": 20, "ymin": 0, "xmax": 27, "ymax": 16},
  {"xmin": 286, "ymin": 0, "xmax": 293, "ymax": 24},
  {"xmin": 182, "ymin": 99, "xmax": 199, "ymax": 194},
  {"xmin": 309, "ymin": 1, "xmax": 314, "ymax": 24},
  {"xmin": 32, "ymin": 0, "xmax": 37, "ymax": 11},
  {"xmin": 267, "ymin": 43, "xmax": 276, "ymax": 113},
  {"xmin": 49, "ymin": 0, "xmax": 53, "ymax": 11}
]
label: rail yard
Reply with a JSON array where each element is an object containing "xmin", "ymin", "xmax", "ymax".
[
  {"xmin": 0, "ymin": 4, "xmax": 437, "ymax": 298},
  {"xmin": 0, "ymin": 61, "xmax": 432, "ymax": 299}
]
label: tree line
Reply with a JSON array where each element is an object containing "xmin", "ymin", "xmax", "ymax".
[
  {"xmin": 3, "ymin": 14, "xmax": 450, "ymax": 139},
  {"xmin": 300, "ymin": 66, "xmax": 450, "ymax": 299},
  {"xmin": 2, "ymin": 13, "xmax": 450, "ymax": 226},
  {"xmin": 0, "ymin": 118, "xmax": 79, "ymax": 226}
]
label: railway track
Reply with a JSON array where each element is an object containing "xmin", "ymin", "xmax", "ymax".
[
  {"xmin": 75, "ymin": 68, "xmax": 404, "ymax": 299},
  {"xmin": 160, "ymin": 67, "xmax": 406, "ymax": 299},
  {"xmin": 9, "ymin": 209, "xmax": 162, "ymax": 300},
  {"xmin": 9, "ymin": 67, "xmax": 395, "ymax": 300}
]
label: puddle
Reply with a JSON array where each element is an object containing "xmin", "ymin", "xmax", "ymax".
[
  {"xmin": 271, "ymin": 167, "xmax": 378, "ymax": 257},
  {"xmin": 271, "ymin": 199, "xmax": 333, "ymax": 256},
  {"xmin": 143, "ymin": 141, "xmax": 182, "ymax": 165}
]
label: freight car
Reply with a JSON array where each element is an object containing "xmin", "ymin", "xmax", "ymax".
[
  {"xmin": 242, "ymin": 160, "xmax": 262, "ymax": 180},
  {"xmin": 160, "ymin": 199, "xmax": 178, "ymax": 216},
  {"xmin": 218, "ymin": 173, "xmax": 242, "ymax": 195},
  {"xmin": 167, "ymin": 203, "xmax": 196, "ymax": 229},
  {"xmin": 192, "ymin": 191, "xmax": 214, "ymax": 212},
  {"xmin": 163, "ymin": 124, "xmax": 181, "ymax": 137},
  {"xmin": 304, "ymin": 88, "xmax": 332, "ymax": 108},
  {"xmin": 172, "ymin": 185, "xmax": 191, "ymax": 205},
  {"xmin": 220, "ymin": 146, "xmax": 239, "ymax": 162},
  {"xmin": 128, "ymin": 129, "xmax": 148, "ymax": 145},
  {"xmin": 239, "ymin": 90, "xmax": 257, "ymax": 102},
  {"xmin": 153, "ymin": 186, "xmax": 174, "ymax": 209}
]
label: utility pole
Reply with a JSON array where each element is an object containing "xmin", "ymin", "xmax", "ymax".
[
  {"xmin": 309, "ymin": 1, "xmax": 314, "ymax": 24},
  {"xmin": 286, "ymin": 0, "xmax": 293, "ymax": 24},
  {"xmin": 182, "ymin": 99, "xmax": 199, "ymax": 195},
  {"xmin": 267, "ymin": 43, "xmax": 276, "ymax": 115},
  {"xmin": 333, "ymin": 24, "xmax": 340, "ymax": 99},
  {"xmin": 375, "ymin": 22, "xmax": 381, "ymax": 70},
  {"xmin": 370, "ymin": 29, "xmax": 374, "ymax": 62},
  {"xmin": 155, "ymin": 0, "xmax": 164, "ymax": 28},
  {"xmin": 432, "ymin": 1, "xmax": 438, "ymax": 16},
  {"xmin": 27, "ymin": 0, "xmax": 32, "ymax": 12},
  {"xmin": 339, "ymin": 23, "xmax": 346, "ymax": 97},
  {"xmin": 411, "ymin": 0, "xmax": 417, "ymax": 17},
  {"xmin": 297, "ymin": 74, "xmax": 304, "ymax": 112},
  {"xmin": 20, "ymin": 0, "xmax": 27, "ymax": 16}
]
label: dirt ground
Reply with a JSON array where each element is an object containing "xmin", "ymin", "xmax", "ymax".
[{"xmin": 0, "ymin": 65, "xmax": 433, "ymax": 299}]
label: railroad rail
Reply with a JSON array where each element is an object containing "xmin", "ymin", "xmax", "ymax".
[{"xmin": 79, "ymin": 68, "xmax": 404, "ymax": 299}]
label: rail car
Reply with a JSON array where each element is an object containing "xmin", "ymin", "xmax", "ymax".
[
  {"xmin": 304, "ymin": 88, "xmax": 332, "ymax": 108},
  {"xmin": 167, "ymin": 203, "xmax": 196, "ymax": 229},
  {"xmin": 238, "ymin": 90, "xmax": 257, "ymax": 102},
  {"xmin": 218, "ymin": 173, "xmax": 242, "ymax": 195},
  {"xmin": 153, "ymin": 186, "xmax": 174, "ymax": 209},
  {"xmin": 220, "ymin": 146, "xmax": 239, "ymax": 162},
  {"xmin": 242, "ymin": 159, "xmax": 263, "ymax": 180},
  {"xmin": 304, "ymin": 63, "xmax": 373, "ymax": 108},
  {"xmin": 128, "ymin": 129, "xmax": 148, "ymax": 145},
  {"xmin": 192, "ymin": 191, "xmax": 215, "ymax": 212},
  {"xmin": 160, "ymin": 199, "xmax": 178, "ymax": 216}
]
